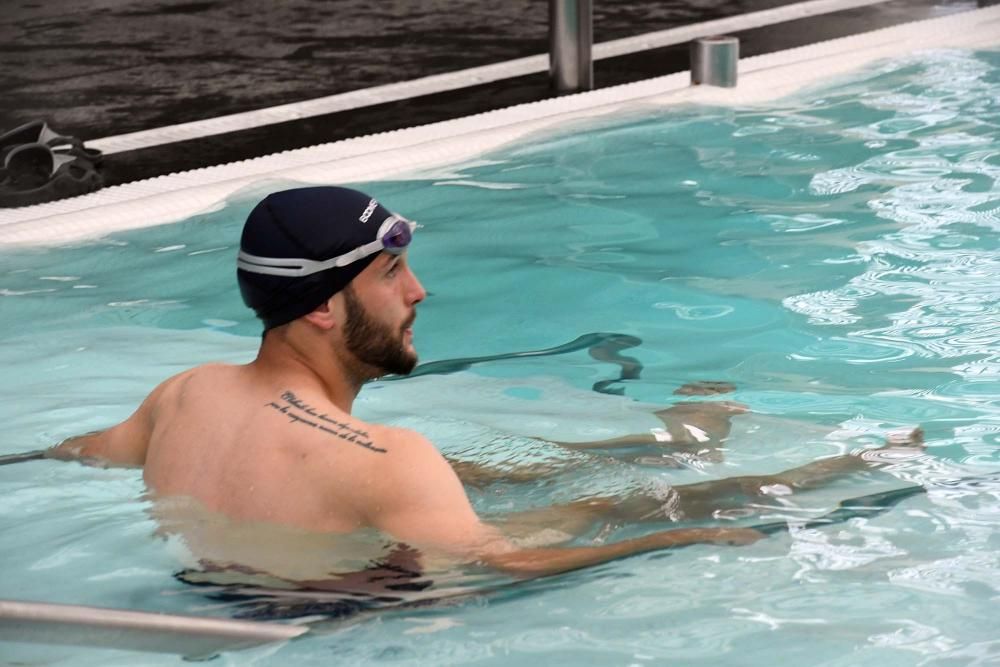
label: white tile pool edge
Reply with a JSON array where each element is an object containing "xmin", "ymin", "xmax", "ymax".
[{"xmin": 0, "ymin": 4, "xmax": 997, "ymax": 247}]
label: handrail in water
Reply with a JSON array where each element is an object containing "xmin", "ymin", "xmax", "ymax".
[{"xmin": 0, "ymin": 599, "xmax": 306, "ymax": 659}]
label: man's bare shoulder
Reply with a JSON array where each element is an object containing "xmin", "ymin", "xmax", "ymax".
[
  {"xmin": 358, "ymin": 425, "xmax": 456, "ymax": 493},
  {"xmin": 174, "ymin": 362, "xmax": 245, "ymax": 384},
  {"xmin": 153, "ymin": 362, "xmax": 240, "ymax": 394},
  {"xmin": 373, "ymin": 425, "xmax": 441, "ymax": 456},
  {"xmin": 142, "ymin": 363, "xmax": 243, "ymax": 417}
]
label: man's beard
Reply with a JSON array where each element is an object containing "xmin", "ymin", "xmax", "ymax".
[{"xmin": 342, "ymin": 286, "xmax": 417, "ymax": 377}]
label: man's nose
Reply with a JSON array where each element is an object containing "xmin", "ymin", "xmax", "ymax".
[{"xmin": 406, "ymin": 268, "xmax": 427, "ymax": 304}]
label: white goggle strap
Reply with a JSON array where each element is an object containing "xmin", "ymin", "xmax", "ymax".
[{"xmin": 236, "ymin": 216, "xmax": 412, "ymax": 277}]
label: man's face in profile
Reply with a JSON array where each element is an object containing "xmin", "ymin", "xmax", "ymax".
[{"xmin": 342, "ymin": 284, "xmax": 418, "ymax": 376}]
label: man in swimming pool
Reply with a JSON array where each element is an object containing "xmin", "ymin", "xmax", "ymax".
[{"xmin": 47, "ymin": 186, "xmax": 922, "ymax": 578}]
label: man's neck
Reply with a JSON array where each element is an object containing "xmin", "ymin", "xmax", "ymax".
[{"xmin": 252, "ymin": 331, "xmax": 368, "ymax": 414}]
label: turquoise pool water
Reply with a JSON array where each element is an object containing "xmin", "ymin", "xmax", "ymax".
[{"xmin": 1, "ymin": 48, "xmax": 999, "ymax": 665}]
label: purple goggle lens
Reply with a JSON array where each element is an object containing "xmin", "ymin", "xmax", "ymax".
[{"xmin": 381, "ymin": 218, "xmax": 413, "ymax": 254}]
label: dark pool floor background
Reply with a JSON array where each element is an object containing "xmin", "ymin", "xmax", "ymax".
[{"xmin": 0, "ymin": 0, "xmax": 990, "ymax": 184}]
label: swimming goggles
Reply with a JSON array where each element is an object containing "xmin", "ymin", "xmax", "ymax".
[{"xmin": 237, "ymin": 216, "xmax": 417, "ymax": 277}]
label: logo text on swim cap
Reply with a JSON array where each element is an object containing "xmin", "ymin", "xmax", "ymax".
[{"xmin": 359, "ymin": 199, "xmax": 378, "ymax": 223}]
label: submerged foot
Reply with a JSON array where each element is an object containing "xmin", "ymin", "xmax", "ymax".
[
  {"xmin": 673, "ymin": 381, "xmax": 737, "ymax": 396},
  {"xmin": 861, "ymin": 427, "xmax": 926, "ymax": 463},
  {"xmin": 885, "ymin": 427, "xmax": 925, "ymax": 447}
]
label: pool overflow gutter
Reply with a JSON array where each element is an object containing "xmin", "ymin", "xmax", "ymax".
[
  {"xmin": 10, "ymin": 4, "xmax": 982, "ymax": 239},
  {"xmin": 3, "ymin": 1, "xmax": 919, "ymax": 164}
]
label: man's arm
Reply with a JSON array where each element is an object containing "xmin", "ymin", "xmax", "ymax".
[
  {"xmin": 482, "ymin": 526, "xmax": 759, "ymax": 576},
  {"xmin": 46, "ymin": 372, "xmax": 186, "ymax": 467},
  {"xmin": 367, "ymin": 429, "xmax": 762, "ymax": 579}
]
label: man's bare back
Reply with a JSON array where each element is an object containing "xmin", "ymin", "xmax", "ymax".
[
  {"xmin": 144, "ymin": 364, "xmax": 387, "ymax": 533},
  {"xmin": 57, "ymin": 358, "xmax": 509, "ymax": 543}
]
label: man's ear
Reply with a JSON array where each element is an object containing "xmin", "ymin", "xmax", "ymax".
[{"xmin": 302, "ymin": 294, "xmax": 341, "ymax": 330}]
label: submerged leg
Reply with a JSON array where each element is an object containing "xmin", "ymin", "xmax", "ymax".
[
  {"xmin": 495, "ymin": 428, "xmax": 926, "ymax": 537},
  {"xmin": 630, "ymin": 427, "xmax": 927, "ymax": 521}
]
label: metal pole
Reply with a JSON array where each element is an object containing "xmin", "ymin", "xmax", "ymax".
[
  {"xmin": 690, "ymin": 36, "xmax": 739, "ymax": 88},
  {"xmin": 549, "ymin": 0, "xmax": 593, "ymax": 93}
]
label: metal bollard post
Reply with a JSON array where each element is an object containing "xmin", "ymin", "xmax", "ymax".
[
  {"xmin": 549, "ymin": 0, "xmax": 593, "ymax": 93},
  {"xmin": 690, "ymin": 36, "xmax": 739, "ymax": 88}
]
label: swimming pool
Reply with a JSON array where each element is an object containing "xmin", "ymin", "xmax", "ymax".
[{"xmin": 2, "ymin": 46, "xmax": 999, "ymax": 665}]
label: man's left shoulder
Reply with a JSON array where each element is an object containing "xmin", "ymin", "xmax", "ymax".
[{"xmin": 374, "ymin": 425, "xmax": 437, "ymax": 451}]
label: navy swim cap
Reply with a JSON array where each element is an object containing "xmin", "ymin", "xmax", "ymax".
[{"xmin": 237, "ymin": 186, "xmax": 398, "ymax": 331}]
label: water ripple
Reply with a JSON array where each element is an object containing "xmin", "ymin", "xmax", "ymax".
[{"xmin": 787, "ymin": 51, "xmax": 1000, "ymax": 394}]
